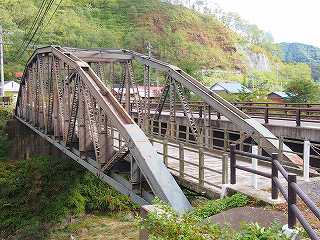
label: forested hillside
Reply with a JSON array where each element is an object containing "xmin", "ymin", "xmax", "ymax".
[
  {"xmin": 0, "ymin": 0, "xmax": 318, "ymax": 102},
  {"xmin": 280, "ymin": 42, "xmax": 320, "ymax": 81},
  {"xmin": 0, "ymin": 0, "xmax": 246, "ymax": 78}
]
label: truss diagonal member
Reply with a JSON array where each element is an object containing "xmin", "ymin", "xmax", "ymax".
[
  {"xmin": 127, "ymin": 61, "xmax": 143, "ymax": 126},
  {"xmin": 173, "ymin": 81, "xmax": 199, "ymax": 142},
  {"xmin": 53, "ymin": 57, "xmax": 66, "ymax": 130},
  {"xmin": 101, "ymin": 145, "xmax": 130, "ymax": 172},
  {"xmin": 83, "ymin": 87, "xmax": 101, "ymax": 162},
  {"xmin": 153, "ymin": 76, "xmax": 171, "ymax": 121},
  {"xmin": 129, "ymin": 50, "xmax": 303, "ymax": 165},
  {"xmin": 65, "ymin": 75, "xmax": 80, "ymax": 147},
  {"xmin": 47, "ymin": 56, "xmax": 54, "ymax": 133},
  {"xmin": 118, "ymin": 64, "xmax": 126, "ymax": 103}
]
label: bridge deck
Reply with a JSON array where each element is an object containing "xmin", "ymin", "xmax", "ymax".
[{"xmin": 151, "ymin": 140, "xmax": 285, "ymax": 192}]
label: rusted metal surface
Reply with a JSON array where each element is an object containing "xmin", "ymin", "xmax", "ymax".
[{"xmin": 15, "ymin": 46, "xmax": 191, "ymax": 213}]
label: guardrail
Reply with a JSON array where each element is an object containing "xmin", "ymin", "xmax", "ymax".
[
  {"xmin": 136, "ymin": 101, "xmax": 320, "ymax": 127},
  {"xmin": 230, "ymin": 144, "xmax": 320, "ymax": 240}
]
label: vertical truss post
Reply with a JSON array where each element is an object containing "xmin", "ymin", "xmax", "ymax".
[
  {"xmin": 78, "ymin": 85, "xmax": 87, "ymax": 158},
  {"xmin": 143, "ymin": 64, "xmax": 151, "ymax": 132},
  {"xmin": 124, "ymin": 63, "xmax": 130, "ymax": 114},
  {"xmin": 168, "ymin": 77, "xmax": 176, "ymax": 138},
  {"xmin": 47, "ymin": 55, "xmax": 54, "ymax": 134},
  {"xmin": 98, "ymin": 109, "xmax": 113, "ymax": 164}
]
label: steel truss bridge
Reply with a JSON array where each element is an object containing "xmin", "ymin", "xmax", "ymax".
[{"xmin": 15, "ymin": 46, "xmax": 302, "ymax": 213}]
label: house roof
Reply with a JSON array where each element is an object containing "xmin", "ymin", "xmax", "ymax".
[
  {"xmin": 268, "ymin": 91, "xmax": 288, "ymax": 98},
  {"xmin": 210, "ymin": 82, "xmax": 251, "ymax": 94},
  {"xmin": 4, "ymin": 81, "xmax": 20, "ymax": 92}
]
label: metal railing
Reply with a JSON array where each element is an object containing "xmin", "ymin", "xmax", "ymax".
[
  {"xmin": 139, "ymin": 101, "xmax": 320, "ymax": 127},
  {"xmin": 230, "ymin": 144, "xmax": 320, "ymax": 240}
]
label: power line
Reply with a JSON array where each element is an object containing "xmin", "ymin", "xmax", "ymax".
[
  {"xmin": 14, "ymin": 0, "xmax": 56, "ymax": 61},
  {"xmin": 14, "ymin": 0, "xmax": 49, "ymax": 58},
  {"xmin": 32, "ymin": 0, "xmax": 63, "ymax": 49},
  {"xmin": 17, "ymin": 0, "xmax": 55, "ymax": 58}
]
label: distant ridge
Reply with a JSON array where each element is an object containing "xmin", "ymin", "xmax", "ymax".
[{"xmin": 280, "ymin": 42, "xmax": 320, "ymax": 81}]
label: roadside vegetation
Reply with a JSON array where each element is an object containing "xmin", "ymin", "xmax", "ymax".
[
  {"xmin": 0, "ymin": 107, "xmax": 138, "ymax": 239},
  {"xmin": 1, "ymin": 0, "xmax": 319, "ymax": 103},
  {"xmin": 138, "ymin": 194, "xmax": 293, "ymax": 240}
]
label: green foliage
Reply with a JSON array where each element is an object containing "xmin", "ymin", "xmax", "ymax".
[
  {"xmin": 235, "ymin": 222, "xmax": 289, "ymax": 240},
  {"xmin": 192, "ymin": 193, "xmax": 249, "ymax": 220},
  {"xmin": 0, "ymin": 0, "xmax": 245, "ymax": 80},
  {"xmin": 280, "ymin": 42, "xmax": 320, "ymax": 81},
  {"xmin": 138, "ymin": 194, "xmax": 289, "ymax": 240},
  {"xmin": 0, "ymin": 107, "xmax": 13, "ymax": 130},
  {"xmin": 0, "ymin": 156, "xmax": 137, "ymax": 239},
  {"xmin": 285, "ymin": 78, "xmax": 320, "ymax": 103},
  {"xmin": 0, "ymin": 107, "xmax": 12, "ymax": 160}
]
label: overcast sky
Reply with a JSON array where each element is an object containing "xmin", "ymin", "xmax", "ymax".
[{"xmin": 209, "ymin": 0, "xmax": 320, "ymax": 47}]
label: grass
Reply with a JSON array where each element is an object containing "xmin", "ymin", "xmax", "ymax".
[{"xmin": 48, "ymin": 213, "xmax": 138, "ymax": 240}]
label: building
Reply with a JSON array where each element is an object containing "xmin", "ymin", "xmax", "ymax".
[
  {"xmin": 267, "ymin": 91, "xmax": 288, "ymax": 103},
  {"xmin": 3, "ymin": 81, "xmax": 20, "ymax": 102},
  {"xmin": 210, "ymin": 82, "xmax": 251, "ymax": 94},
  {"xmin": 112, "ymin": 86, "xmax": 163, "ymax": 99}
]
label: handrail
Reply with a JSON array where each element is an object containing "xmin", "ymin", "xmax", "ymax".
[
  {"xmin": 230, "ymin": 144, "xmax": 320, "ymax": 240},
  {"xmin": 143, "ymin": 100, "xmax": 320, "ymax": 127}
]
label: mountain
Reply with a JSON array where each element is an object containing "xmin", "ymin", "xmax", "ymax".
[
  {"xmin": 1, "ymin": 0, "xmax": 314, "ymax": 91},
  {"xmin": 280, "ymin": 42, "xmax": 320, "ymax": 81},
  {"xmin": 0, "ymin": 0, "xmax": 246, "ymax": 79}
]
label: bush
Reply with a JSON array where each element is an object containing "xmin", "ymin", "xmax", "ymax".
[
  {"xmin": 139, "ymin": 194, "xmax": 254, "ymax": 240},
  {"xmin": 236, "ymin": 223, "xmax": 289, "ymax": 240},
  {"xmin": 192, "ymin": 193, "xmax": 249, "ymax": 220},
  {"xmin": 0, "ymin": 156, "xmax": 138, "ymax": 239}
]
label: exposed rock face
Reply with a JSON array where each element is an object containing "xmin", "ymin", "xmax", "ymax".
[{"xmin": 245, "ymin": 51, "xmax": 271, "ymax": 72}]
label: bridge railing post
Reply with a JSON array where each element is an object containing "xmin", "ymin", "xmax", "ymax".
[
  {"xmin": 223, "ymin": 128, "xmax": 228, "ymax": 153},
  {"xmin": 288, "ymin": 173, "xmax": 297, "ymax": 229},
  {"xmin": 279, "ymin": 136, "xmax": 284, "ymax": 161},
  {"xmin": 176, "ymin": 123, "xmax": 180, "ymax": 140},
  {"xmin": 199, "ymin": 147, "xmax": 204, "ymax": 187},
  {"xmin": 179, "ymin": 143, "xmax": 184, "ymax": 178},
  {"xmin": 251, "ymin": 145, "xmax": 258, "ymax": 189},
  {"xmin": 303, "ymin": 140, "xmax": 311, "ymax": 181},
  {"xmin": 271, "ymin": 153, "xmax": 279, "ymax": 200},
  {"xmin": 230, "ymin": 144, "xmax": 236, "ymax": 184},
  {"xmin": 222, "ymin": 153, "xmax": 229, "ymax": 184},
  {"xmin": 217, "ymin": 112, "xmax": 221, "ymax": 120},
  {"xmin": 199, "ymin": 105, "xmax": 203, "ymax": 118},
  {"xmin": 158, "ymin": 120, "xmax": 161, "ymax": 136},
  {"xmin": 163, "ymin": 139, "xmax": 168, "ymax": 166},
  {"xmin": 296, "ymin": 109, "xmax": 301, "ymax": 127},
  {"xmin": 264, "ymin": 107, "xmax": 269, "ymax": 124}
]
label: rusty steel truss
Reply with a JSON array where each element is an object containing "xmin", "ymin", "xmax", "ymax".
[
  {"xmin": 15, "ymin": 46, "xmax": 192, "ymax": 213},
  {"xmin": 16, "ymin": 46, "xmax": 302, "ymax": 213},
  {"xmin": 62, "ymin": 47, "xmax": 301, "ymax": 165}
]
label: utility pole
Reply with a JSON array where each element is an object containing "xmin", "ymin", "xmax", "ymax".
[
  {"xmin": 146, "ymin": 41, "xmax": 152, "ymax": 58},
  {"xmin": 0, "ymin": 26, "xmax": 4, "ymax": 97}
]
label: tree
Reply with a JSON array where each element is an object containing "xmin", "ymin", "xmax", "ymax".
[{"xmin": 285, "ymin": 79, "xmax": 319, "ymax": 103}]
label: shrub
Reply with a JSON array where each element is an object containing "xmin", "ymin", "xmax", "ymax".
[
  {"xmin": 138, "ymin": 194, "xmax": 292, "ymax": 240},
  {"xmin": 0, "ymin": 156, "xmax": 138, "ymax": 239},
  {"xmin": 139, "ymin": 194, "xmax": 251, "ymax": 240},
  {"xmin": 192, "ymin": 193, "xmax": 249, "ymax": 220}
]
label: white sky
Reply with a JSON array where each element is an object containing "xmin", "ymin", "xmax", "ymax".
[{"xmin": 209, "ymin": 0, "xmax": 320, "ymax": 47}]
